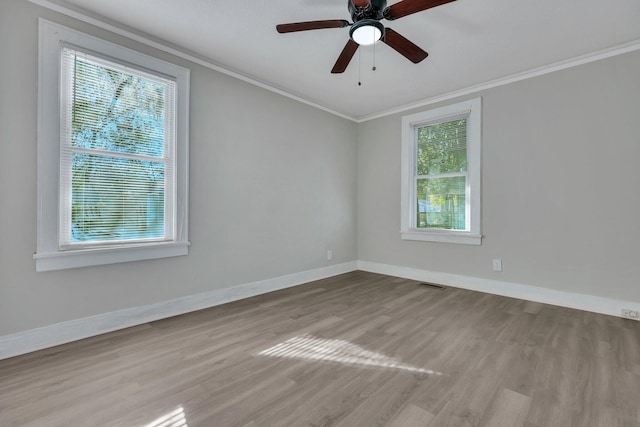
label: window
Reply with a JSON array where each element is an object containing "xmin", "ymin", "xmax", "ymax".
[
  {"xmin": 35, "ymin": 20, "xmax": 190, "ymax": 271},
  {"xmin": 401, "ymin": 98, "xmax": 481, "ymax": 245}
]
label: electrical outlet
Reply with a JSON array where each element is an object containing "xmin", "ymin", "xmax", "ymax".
[
  {"xmin": 621, "ymin": 309, "xmax": 640, "ymax": 320},
  {"xmin": 492, "ymin": 258, "xmax": 502, "ymax": 272},
  {"xmin": 326, "ymin": 250, "xmax": 333, "ymax": 261}
]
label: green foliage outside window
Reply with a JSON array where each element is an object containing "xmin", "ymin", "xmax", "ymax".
[
  {"xmin": 416, "ymin": 118, "xmax": 467, "ymax": 230},
  {"xmin": 69, "ymin": 54, "xmax": 167, "ymax": 242}
]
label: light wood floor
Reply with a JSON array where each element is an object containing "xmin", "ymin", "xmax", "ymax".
[{"xmin": 1, "ymin": 271, "xmax": 639, "ymax": 427}]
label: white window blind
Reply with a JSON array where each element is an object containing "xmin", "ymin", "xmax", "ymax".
[
  {"xmin": 414, "ymin": 115, "xmax": 468, "ymax": 231},
  {"xmin": 59, "ymin": 47, "xmax": 176, "ymax": 248}
]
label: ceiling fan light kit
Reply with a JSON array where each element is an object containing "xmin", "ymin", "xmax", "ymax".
[
  {"xmin": 350, "ymin": 20, "xmax": 384, "ymax": 46},
  {"xmin": 276, "ymin": 0, "xmax": 455, "ymax": 73}
]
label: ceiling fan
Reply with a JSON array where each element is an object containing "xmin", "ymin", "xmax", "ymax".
[{"xmin": 276, "ymin": 0, "xmax": 456, "ymax": 74}]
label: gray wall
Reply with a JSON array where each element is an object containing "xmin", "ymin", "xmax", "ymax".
[
  {"xmin": 0, "ymin": 0, "xmax": 358, "ymax": 335},
  {"xmin": 358, "ymin": 50, "xmax": 640, "ymax": 303},
  {"xmin": 1, "ymin": 0, "xmax": 639, "ymax": 338}
]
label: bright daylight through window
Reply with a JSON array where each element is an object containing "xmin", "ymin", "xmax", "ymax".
[
  {"xmin": 60, "ymin": 48, "xmax": 174, "ymax": 246},
  {"xmin": 35, "ymin": 21, "xmax": 190, "ymax": 271},
  {"xmin": 401, "ymin": 98, "xmax": 481, "ymax": 245}
]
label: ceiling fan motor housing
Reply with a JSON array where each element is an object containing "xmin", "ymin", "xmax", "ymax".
[{"xmin": 348, "ymin": 0, "xmax": 388, "ymax": 22}]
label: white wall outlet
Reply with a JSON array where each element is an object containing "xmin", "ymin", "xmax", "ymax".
[
  {"xmin": 621, "ymin": 309, "xmax": 639, "ymax": 320},
  {"xmin": 326, "ymin": 250, "xmax": 332, "ymax": 261},
  {"xmin": 492, "ymin": 258, "xmax": 503, "ymax": 272}
]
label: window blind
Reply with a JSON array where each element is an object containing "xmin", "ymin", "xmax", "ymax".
[
  {"xmin": 415, "ymin": 117, "xmax": 468, "ymax": 230},
  {"xmin": 59, "ymin": 47, "xmax": 176, "ymax": 247}
]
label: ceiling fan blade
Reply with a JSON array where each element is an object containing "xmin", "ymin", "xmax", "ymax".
[
  {"xmin": 276, "ymin": 20, "xmax": 350, "ymax": 33},
  {"xmin": 331, "ymin": 39, "xmax": 359, "ymax": 73},
  {"xmin": 385, "ymin": 0, "xmax": 456, "ymax": 20},
  {"xmin": 382, "ymin": 28, "xmax": 428, "ymax": 63}
]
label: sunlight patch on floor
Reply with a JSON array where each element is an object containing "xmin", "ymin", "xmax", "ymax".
[
  {"xmin": 259, "ymin": 333, "xmax": 442, "ymax": 375},
  {"xmin": 142, "ymin": 406, "xmax": 187, "ymax": 427}
]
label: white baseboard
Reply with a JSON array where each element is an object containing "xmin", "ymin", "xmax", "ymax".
[
  {"xmin": 4, "ymin": 260, "xmax": 638, "ymax": 361},
  {"xmin": 357, "ymin": 260, "xmax": 640, "ymax": 319},
  {"xmin": 0, "ymin": 261, "xmax": 358, "ymax": 361}
]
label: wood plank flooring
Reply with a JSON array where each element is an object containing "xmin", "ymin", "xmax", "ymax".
[{"xmin": 1, "ymin": 271, "xmax": 639, "ymax": 426}]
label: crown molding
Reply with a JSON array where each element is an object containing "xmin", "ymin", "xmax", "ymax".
[
  {"xmin": 27, "ymin": 0, "xmax": 640, "ymax": 124},
  {"xmin": 27, "ymin": 0, "xmax": 357, "ymax": 122},
  {"xmin": 355, "ymin": 38, "xmax": 640, "ymax": 122}
]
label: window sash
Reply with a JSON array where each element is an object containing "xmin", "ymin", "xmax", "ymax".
[
  {"xmin": 59, "ymin": 47, "xmax": 177, "ymax": 248},
  {"xmin": 411, "ymin": 121, "xmax": 471, "ymax": 232}
]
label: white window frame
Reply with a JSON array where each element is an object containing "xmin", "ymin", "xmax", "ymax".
[
  {"xmin": 400, "ymin": 98, "xmax": 482, "ymax": 245},
  {"xmin": 35, "ymin": 20, "xmax": 190, "ymax": 271}
]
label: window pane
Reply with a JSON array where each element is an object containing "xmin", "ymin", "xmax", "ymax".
[
  {"xmin": 71, "ymin": 54, "xmax": 166, "ymax": 158},
  {"xmin": 417, "ymin": 118, "xmax": 467, "ymax": 175},
  {"xmin": 416, "ymin": 176, "xmax": 466, "ymax": 230},
  {"xmin": 72, "ymin": 153, "xmax": 164, "ymax": 243}
]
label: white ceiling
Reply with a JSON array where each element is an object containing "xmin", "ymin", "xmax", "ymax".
[{"xmin": 42, "ymin": 0, "xmax": 640, "ymax": 120}]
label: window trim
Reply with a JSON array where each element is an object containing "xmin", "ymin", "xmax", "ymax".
[
  {"xmin": 400, "ymin": 98, "xmax": 482, "ymax": 245},
  {"xmin": 35, "ymin": 20, "xmax": 190, "ymax": 271}
]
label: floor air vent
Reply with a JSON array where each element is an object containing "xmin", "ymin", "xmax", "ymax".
[{"xmin": 419, "ymin": 282, "xmax": 446, "ymax": 290}]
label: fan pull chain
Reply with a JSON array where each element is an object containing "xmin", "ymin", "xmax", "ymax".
[
  {"xmin": 372, "ymin": 34, "xmax": 377, "ymax": 71},
  {"xmin": 358, "ymin": 48, "xmax": 362, "ymax": 86}
]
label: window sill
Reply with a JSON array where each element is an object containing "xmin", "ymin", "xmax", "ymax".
[
  {"xmin": 34, "ymin": 241, "xmax": 190, "ymax": 272},
  {"xmin": 401, "ymin": 230, "xmax": 482, "ymax": 245}
]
